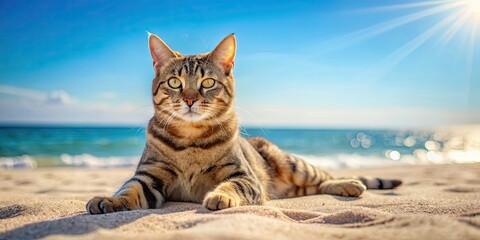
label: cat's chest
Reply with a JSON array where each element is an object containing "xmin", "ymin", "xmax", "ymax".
[
  {"xmin": 170, "ymin": 146, "xmax": 228, "ymax": 170},
  {"xmin": 158, "ymin": 140, "xmax": 245, "ymax": 202},
  {"xmin": 173, "ymin": 149, "xmax": 207, "ymax": 167},
  {"xmin": 166, "ymin": 149, "xmax": 225, "ymax": 203},
  {"xmin": 167, "ymin": 169, "xmax": 217, "ymax": 203}
]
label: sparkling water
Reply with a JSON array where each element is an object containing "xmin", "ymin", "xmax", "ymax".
[{"xmin": 1, "ymin": 125, "xmax": 479, "ymax": 169}]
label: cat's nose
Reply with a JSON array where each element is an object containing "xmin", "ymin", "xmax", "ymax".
[
  {"xmin": 183, "ymin": 88, "xmax": 198, "ymax": 108},
  {"xmin": 184, "ymin": 97, "xmax": 197, "ymax": 107}
]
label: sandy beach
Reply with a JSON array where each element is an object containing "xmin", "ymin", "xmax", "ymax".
[{"xmin": 1, "ymin": 163, "xmax": 479, "ymax": 240}]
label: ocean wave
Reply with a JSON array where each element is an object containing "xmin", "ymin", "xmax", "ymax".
[
  {"xmin": 60, "ymin": 154, "xmax": 140, "ymax": 168},
  {"xmin": 2, "ymin": 153, "xmax": 400, "ymax": 169},
  {"xmin": 0, "ymin": 155, "xmax": 38, "ymax": 169},
  {"xmin": 296, "ymin": 154, "xmax": 403, "ymax": 169},
  {"xmin": 0, "ymin": 154, "xmax": 141, "ymax": 169},
  {"xmin": 1, "ymin": 150, "xmax": 479, "ymax": 170}
]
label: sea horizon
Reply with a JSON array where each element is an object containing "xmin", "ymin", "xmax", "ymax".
[
  {"xmin": 1, "ymin": 124, "xmax": 479, "ymax": 170},
  {"xmin": 2, "ymin": 122, "xmax": 478, "ymax": 130}
]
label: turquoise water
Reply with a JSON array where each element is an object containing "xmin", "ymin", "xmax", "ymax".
[{"xmin": 1, "ymin": 126, "xmax": 479, "ymax": 169}]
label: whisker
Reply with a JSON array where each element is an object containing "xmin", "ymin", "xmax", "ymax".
[
  {"xmin": 157, "ymin": 110, "xmax": 175, "ymax": 127},
  {"xmin": 234, "ymin": 105, "xmax": 269, "ymax": 135},
  {"xmin": 163, "ymin": 112, "xmax": 177, "ymax": 131},
  {"xmin": 239, "ymin": 126, "xmax": 250, "ymax": 136},
  {"xmin": 125, "ymin": 124, "xmax": 146, "ymax": 136}
]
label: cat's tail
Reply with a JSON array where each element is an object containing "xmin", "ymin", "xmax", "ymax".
[{"xmin": 355, "ymin": 176, "xmax": 402, "ymax": 189}]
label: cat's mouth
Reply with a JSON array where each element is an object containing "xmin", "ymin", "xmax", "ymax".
[
  {"xmin": 178, "ymin": 108, "xmax": 207, "ymax": 122},
  {"xmin": 185, "ymin": 110, "xmax": 199, "ymax": 116},
  {"xmin": 175, "ymin": 101, "xmax": 211, "ymax": 122}
]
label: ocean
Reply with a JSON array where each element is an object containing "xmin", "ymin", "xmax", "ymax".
[{"xmin": 1, "ymin": 125, "xmax": 479, "ymax": 169}]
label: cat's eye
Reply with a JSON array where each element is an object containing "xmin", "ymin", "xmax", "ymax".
[
  {"xmin": 201, "ymin": 78, "xmax": 215, "ymax": 88},
  {"xmin": 168, "ymin": 78, "xmax": 182, "ymax": 89}
]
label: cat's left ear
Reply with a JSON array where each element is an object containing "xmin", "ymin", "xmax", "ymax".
[
  {"xmin": 210, "ymin": 34, "xmax": 236, "ymax": 75},
  {"xmin": 148, "ymin": 33, "xmax": 178, "ymax": 73}
]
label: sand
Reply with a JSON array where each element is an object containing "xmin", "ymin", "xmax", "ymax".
[{"xmin": 1, "ymin": 163, "xmax": 479, "ymax": 240}]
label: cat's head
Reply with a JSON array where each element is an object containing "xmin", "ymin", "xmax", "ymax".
[{"xmin": 148, "ymin": 33, "xmax": 236, "ymax": 124}]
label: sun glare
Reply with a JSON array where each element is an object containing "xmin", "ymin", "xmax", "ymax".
[
  {"xmin": 464, "ymin": 0, "xmax": 480, "ymax": 14},
  {"xmin": 336, "ymin": 0, "xmax": 480, "ymax": 92}
]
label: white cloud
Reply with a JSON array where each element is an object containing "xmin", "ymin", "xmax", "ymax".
[
  {"xmin": 0, "ymin": 85, "xmax": 46, "ymax": 101},
  {"xmin": 0, "ymin": 85, "xmax": 152, "ymax": 125},
  {"xmin": 46, "ymin": 90, "xmax": 74, "ymax": 105},
  {"xmin": 98, "ymin": 91, "xmax": 118, "ymax": 100},
  {"xmin": 0, "ymin": 85, "xmax": 75, "ymax": 106},
  {"xmin": 1, "ymin": 84, "xmax": 478, "ymax": 128}
]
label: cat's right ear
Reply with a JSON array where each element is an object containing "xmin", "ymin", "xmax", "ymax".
[{"xmin": 148, "ymin": 33, "xmax": 177, "ymax": 72}]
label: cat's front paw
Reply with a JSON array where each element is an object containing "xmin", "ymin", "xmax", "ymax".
[
  {"xmin": 86, "ymin": 196, "xmax": 129, "ymax": 214},
  {"xmin": 203, "ymin": 191, "xmax": 239, "ymax": 210}
]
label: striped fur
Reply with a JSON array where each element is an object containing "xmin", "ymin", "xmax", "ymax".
[{"xmin": 86, "ymin": 33, "xmax": 402, "ymax": 214}]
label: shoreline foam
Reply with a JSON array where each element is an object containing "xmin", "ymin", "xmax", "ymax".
[{"xmin": 2, "ymin": 152, "xmax": 479, "ymax": 170}]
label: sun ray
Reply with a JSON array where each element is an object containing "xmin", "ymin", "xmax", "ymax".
[
  {"xmin": 465, "ymin": 10, "xmax": 478, "ymax": 108},
  {"xmin": 360, "ymin": 9, "xmax": 465, "ymax": 84},
  {"xmin": 323, "ymin": 1, "xmax": 464, "ymax": 50},
  {"xmin": 349, "ymin": 0, "xmax": 455, "ymax": 14},
  {"xmin": 322, "ymin": 0, "xmax": 480, "ymax": 110},
  {"xmin": 440, "ymin": 8, "xmax": 472, "ymax": 45}
]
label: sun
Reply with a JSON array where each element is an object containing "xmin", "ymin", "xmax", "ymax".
[{"xmin": 464, "ymin": 0, "xmax": 480, "ymax": 14}]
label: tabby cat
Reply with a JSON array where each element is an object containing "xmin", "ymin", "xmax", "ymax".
[{"xmin": 87, "ymin": 33, "xmax": 401, "ymax": 214}]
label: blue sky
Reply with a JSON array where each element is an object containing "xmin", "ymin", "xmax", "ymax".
[{"xmin": 0, "ymin": 0, "xmax": 479, "ymax": 128}]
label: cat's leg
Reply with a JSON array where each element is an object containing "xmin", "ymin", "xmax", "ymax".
[
  {"xmin": 248, "ymin": 137, "xmax": 401, "ymax": 199},
  {"xmin": 317, "ymin": 177, "xmax": 402, "ymax": 197},
  {"xmin": 248, "ymin": 137, "xmax": 367, "ymax": 198},
  {"xmin": 247, "ymin": 137, "xmax": 338, "ymax": 198},
  {"xmin": 203, "ymin": 174, "xmax": 265, "ymax": 211},
  {"xmin": 87, "ymin": 166, "xmax": 177, "ymax": 214}
]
